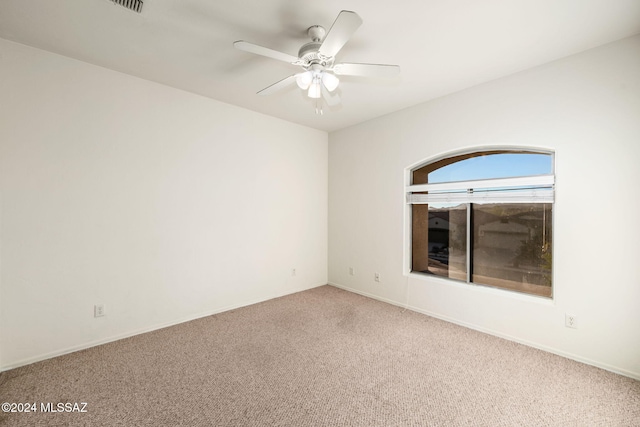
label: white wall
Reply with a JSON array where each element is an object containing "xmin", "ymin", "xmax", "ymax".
[
  {"xmin": 329, "ymin": 35, "xmax": 640, "ymax": 379},
  {"xmin": 0, "ymin": 39, "xmax": 328, "ymax": 369}
]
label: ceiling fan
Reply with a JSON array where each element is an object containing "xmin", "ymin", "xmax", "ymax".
[{"xmin": 234, "ymin": 10, "xmax": 400, "ymax": 114}]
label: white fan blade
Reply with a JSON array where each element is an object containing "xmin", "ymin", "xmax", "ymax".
[
  {"xmin": 257, "ymin": 75, "xmax": 297, "ymax": 95},
  {"xmin": 321, "ymin": 84, "xmax": 341, "ymax": 107},
  {"xmin": 234, "ymin": 41, "xmax": 299, "ymax": 64},
  {"xmin": 333, "ymin": 63, "xmax": 401, "ymax": 77},
  {"xmin": 318, "ymin": 11, "xmax": 362, "ymax": 58}
]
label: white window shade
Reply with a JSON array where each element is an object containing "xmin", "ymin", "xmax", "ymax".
[{"xmin": 406, "ymin": 174, "xmax": 554, "ymax": 204}]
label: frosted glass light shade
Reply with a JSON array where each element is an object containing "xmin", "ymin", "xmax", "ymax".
[
  {"xmin": 322, "ymin": 72, "xmax": 339, "ymax": 92},
  {"xmin": 296, "ymin": 71, "xmax": 312, "ymax": 90},
  {"xmin": 308, "ymin": 80, "xmax": 322, "ymax": 99}
]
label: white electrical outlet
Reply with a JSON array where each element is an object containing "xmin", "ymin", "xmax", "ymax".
[
  {"xmin": 292, "ymin": 268, "xmax": 296, "ymax": 277},
  {"xmin": 349, "ymin": 267, "xmax": 354, "ymax": 276},
  {"xmin": 94, "ymin": 304, "xmax": 105, "ymax": 318},
  {"xmin": 374, "ymin": 272, "xmax": 380, "ymax": 282},
  {"xmin": 565, "ymin": 313, "xmax": 577, "ymax": 329}
]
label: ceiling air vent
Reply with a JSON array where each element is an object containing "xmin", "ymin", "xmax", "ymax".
[{"xmin": 110, "ymin": 0, "xmax": 143, "ymax": 13}]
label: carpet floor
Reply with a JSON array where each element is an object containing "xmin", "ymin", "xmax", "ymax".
[{"xmin": 1, "ymin": 285, "xmax": 638, "ymax": 426}]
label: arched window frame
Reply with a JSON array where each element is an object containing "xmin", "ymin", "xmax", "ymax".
[{"xmin": 405, "ymin": 148, "xmax": 555, "ymax": 298}]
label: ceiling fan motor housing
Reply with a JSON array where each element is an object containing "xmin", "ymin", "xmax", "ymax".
[
  {"xmin": 298, "ymin": 26, "xmax": 333, "ymax": 69},
  {"xmin": 298, "ymin": 42, "xmax": 333, "ymax": 68}
]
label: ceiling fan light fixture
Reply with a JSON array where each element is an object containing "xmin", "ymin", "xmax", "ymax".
[
  {"xmin": 296, "ymin": 71, "xmax": 312, "ymax": 89},
  {"xmin": 308, "ymin": 79, "xmax": 322, "ymax": 99},
  {"xmin": 322, "ymin": 72, "xmax": 339, "ymax": 92}
]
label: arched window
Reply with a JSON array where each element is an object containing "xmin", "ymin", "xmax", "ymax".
[{"xmin": 407, "ymin": 150, "xmax": 554, "ymax": 297}]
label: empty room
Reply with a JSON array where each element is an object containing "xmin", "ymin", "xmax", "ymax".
[{"xmin": 1, "ymin": 0, "xmax": 639, "ymax": 425}]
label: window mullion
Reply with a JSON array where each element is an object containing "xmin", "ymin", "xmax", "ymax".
[{"xmin": 466, "ymin": 203, "xmax": 472, "ymax": 284}]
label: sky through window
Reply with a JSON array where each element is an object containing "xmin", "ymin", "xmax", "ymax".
[{"xmin": 428, "ymin": 153, "xmax": 552, "ymax": 183}]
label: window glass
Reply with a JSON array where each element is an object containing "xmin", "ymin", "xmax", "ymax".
[
  {"xmin": 412, "ymin": 203, "xmax": 467, "ymax": 281},
  {"xmin": 472, "ymin": 203, "xmax": 552, "ymax": 297},
  {"xmin": 412, "ymin": 151, "xmax": 552, "ymax": 185}
]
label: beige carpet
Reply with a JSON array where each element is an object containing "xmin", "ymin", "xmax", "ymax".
[{"xmin": 1, "ymin": 285, "xmax": 638, "ymax": 426}]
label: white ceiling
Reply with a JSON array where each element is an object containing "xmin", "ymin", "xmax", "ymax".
[{"xmin": 1, "ymin": 0, "xmax": 639, "ymax": 132}]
